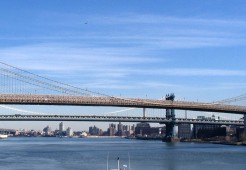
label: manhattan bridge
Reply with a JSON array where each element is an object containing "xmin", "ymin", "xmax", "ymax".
[{"xmin": 0, "ymin": 61, "xmax": 246, "ymax": 142}]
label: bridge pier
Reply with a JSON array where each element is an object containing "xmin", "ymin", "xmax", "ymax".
[{"xmin": 162, "ymin": 94, "xmax": 179, "ymax": 142}]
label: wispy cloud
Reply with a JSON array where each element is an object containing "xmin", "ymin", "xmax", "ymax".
[
  {"xmin": 1, "ymin": 44, "xmax": 245, "ymax": 78},
  {"xmin": 80, "ymin": 14, "xmax": 246, "ymax": 48},
  {"xmin": 89, "ymin": 14, "xmax": 246, "ymax": 27},
  {"xmin": 1, "ymin": 12, "xmax": 246, "ymax": 93},
  {"xmin": 2, "ymin": 13, "xmax": 246, "ymax": 49},
  {"xmin": 0, "ymin": 43, "xmax": 160, "ymax": 70},
  {"xmin": 141, "ymin": 68, "xmax": 246, "ymax": 77}
]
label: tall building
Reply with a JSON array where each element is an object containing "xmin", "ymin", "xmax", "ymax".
[
  {"xmin": 66, "ymin": 127, "xmax": 73, "ymax": 137},
  {"xmin": 117, "ymin": 122, "xmax": 123, "ymax": 136},
  {"xmin": 108, "ymin": 123, "xmax": 117, "ymax": 136},
  {"xmin": 131, "ymin": 125, "xmax": 135, "ymax": 134},
  {"xmin": 89, "ymin": 125, "xmax": 100, "ymax": 135},
  {"xmin": 59, "ymin": 122, "xmax": 64, "ymax": 136},
  {"xmin": 178, "ymin": 124, "xmax": 191, "ymax": 139},
  {"xmin": 116, "ymin": 122, "xmax": 131, "ymax": 136},
  {"xmin": 43, "ymin": 125, "xmax": 52, "ymax": 136},
  {"xmin": 123, "ymin": 125, "xmax": 129, "ymax": 132},
  {"xmin": 135, "ymin": 122, "xmax": 150, "ymax": 136}
]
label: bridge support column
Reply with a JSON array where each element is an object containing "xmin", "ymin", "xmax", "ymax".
[
  {"xmin": 163, "ymin": 94, "xmax": 179, "ymax": 142},
  {"xmin": 143, "ymin": 108, "xmax": 146, "ymax": 118}
]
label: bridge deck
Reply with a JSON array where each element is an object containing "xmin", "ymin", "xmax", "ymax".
[
  {"xmin": 0, "ymin": 114, "xmax": 243, "ymax": 125},
  {"xmin": 0, "ymin": 94, "xmax": 246, "ymax": 114}
]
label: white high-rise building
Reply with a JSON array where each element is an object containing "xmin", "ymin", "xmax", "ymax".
[{"xmin": 66, "ymin": 127, "xmax": 73, "ymax": 137}]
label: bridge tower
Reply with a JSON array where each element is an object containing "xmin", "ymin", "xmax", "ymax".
[{"xmin": 162, "ymin": 93, "xmax": 179, "ymax": 142}]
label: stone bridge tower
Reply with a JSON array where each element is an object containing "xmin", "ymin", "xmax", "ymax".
[{"xmin": 163, "ymin": 93, "xmax": 179, "ymax": 142}]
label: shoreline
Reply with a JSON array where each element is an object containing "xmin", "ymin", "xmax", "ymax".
[
  {"xmin": 5, "ymin": 136, "xmax": 246, "ymax": 146},
  {"xmin": 180, "ymin": 139, "xmax": 246, "ymax": 146}
]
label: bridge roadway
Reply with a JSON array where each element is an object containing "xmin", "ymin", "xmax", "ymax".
[
  {"xmin": 0, "ymin": 94, "xmax": 246, "ymax": 114},
  {"xmin": 0, "ymin": 114, "xmax": 243, "ymax": 126}
]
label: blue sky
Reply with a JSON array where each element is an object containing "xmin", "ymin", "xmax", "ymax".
[{"xmin": 0, "ymin": 0, "xmax": 246, "ymax": 130}]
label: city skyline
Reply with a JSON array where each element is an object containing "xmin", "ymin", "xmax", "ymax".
[
  {"xmin": 0, "ymin": 1, "xmax": 246, "ymax": 130},
  {"xmin": 1, "ymin": 1, "xmax": 246, "ymax": 170}
]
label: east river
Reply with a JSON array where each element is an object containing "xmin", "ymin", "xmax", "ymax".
[{"xmin": 0, "ymin": 137, "xmax": 246, "ymax": 170}]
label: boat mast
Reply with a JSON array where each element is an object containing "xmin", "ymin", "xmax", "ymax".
[
  {"xmin": 117, "ymin": 157, "xmax": 120, "ymax": 170},
  {"xmin": 128, "ymin": 153, "xmax": 131, "ymax": 170},
  {"xmin": 107, "ymin": 153, "xmax": 109, "ymax": 170}
]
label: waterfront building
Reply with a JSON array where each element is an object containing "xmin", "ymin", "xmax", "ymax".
[
  {"xmin": 0, "ymin": 128, "xmax": 16, "ymax": 136},
  {"xmin": 59, "ymin": 122, "xmax": 64, "ymax": 136},
  {"xmin": 80, "ymin": 132, "xmax": 88, "ymax": 137},
  {"xmin": 226, "ymin": 125, "xmax": 237, "ymax": 136},
  {"xmin": 130, "ymin": 125, "xmax": 135, "ymax": 135},
  {"xmin": 123, "ymin": 125, "xmax": 129, "ymax": 131},
  {"xmin": 225, "ymin": 125, "xmax": 238, "ymax": 142},
  {"xmin": 122, "ymin": 125, "xmax": 130, "ymax": 136},
  {"xmin": 99, "ymin": 129, "xmax": 103, "ymax": 136},
  {"xmin": 178, "ymin": 124, "xmax": 191, "ymax": 139},
  {"xmin": 193, "ymin": 116, "xmax": 225, "ymax": 139},
  {"xmin": 116, "ymin": 123, "xmax": 131, "ymax": 136},
  {"xmin": 66, "ymin": 127, "xmax": 73, "ymax": 137},
  {"xmin": 53, "ymin": 129, "xmax": 59, "ymax": 136},
  {"xmin": 135, "ymin": 122, "xmax": 150, "ymax": 136},
  {"xmin": 117, "ymin": 122, "xmax": 123, "ymax": 136},
  {"xmin": 43, "ymin": 125, "xmax": 52, "ymax": 136},
  {"xmin": 108, "ymin": 123, "xmax": 117, "ymax": 136},
  {"xmin": 135, "ymin": 123, "xmax": 164, "ymax": 136},
  {"xmin": 89, "ymin": 125, "xmax": 101, "ymax": 135},
  {"xmin": 193, "ymin": 124, "xmax": 224, "ymax": 139}
]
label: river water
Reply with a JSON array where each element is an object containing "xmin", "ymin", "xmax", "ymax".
[{"xmin": 0, "ymin": 137, "xmax": 246, "ymax": 170}]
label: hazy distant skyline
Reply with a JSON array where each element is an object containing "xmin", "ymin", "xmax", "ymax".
[{"xmin": 0, "ymin": 0, "xmax": 246, "ymax": 130}]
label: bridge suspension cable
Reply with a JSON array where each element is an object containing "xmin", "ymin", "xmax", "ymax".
[
  {"xmin": 215, "ymin": 93, "xmax": 246, "ymax": 104},
  {"xmin": 0, "ymin": 61, "xmax": 182, "ymax": 107},
  {"xmin": 0, "ymin": 61, "xmax": 112, "ymax": 97},
  {"xmin": 103, "ymin": 108, "xmax": 136, "ymax": 116},
  {"xmin": 1, "ymin": 61, "xmax": 246, "ymax": 114}
]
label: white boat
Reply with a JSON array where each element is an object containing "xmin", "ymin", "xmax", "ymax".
[{"xmin": 0, "ymin": 134, "xmax": 8, "ymax": 139}]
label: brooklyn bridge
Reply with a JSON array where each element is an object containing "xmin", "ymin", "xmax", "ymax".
[{"xmin": 0, "ymin": 61, "xmax": 245, "ymax": 141}]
